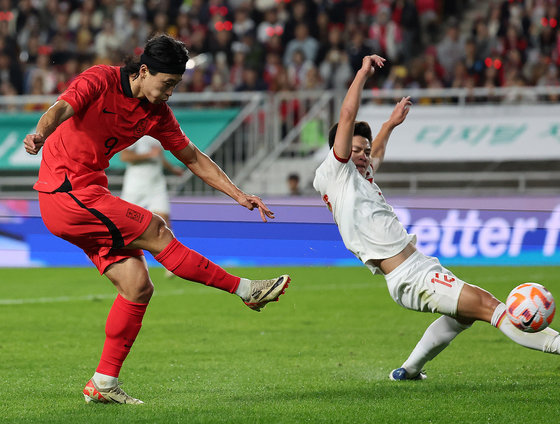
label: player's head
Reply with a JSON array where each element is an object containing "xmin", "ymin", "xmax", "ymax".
[
  {"xmin": 125, "ymin": 34, "xmax": 189, "ymax": 104},
  {"xmin": 328, "ymin": 121, "xmax": 373, "ymax": 177}
]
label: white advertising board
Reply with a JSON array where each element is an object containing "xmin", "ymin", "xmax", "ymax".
[{"xmin": 357, "ymin": 104, "xmax": 560, "ymax": 161}]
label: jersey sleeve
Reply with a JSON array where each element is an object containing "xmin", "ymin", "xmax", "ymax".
[
  {"xmin": 313, "ymin": 148, "xmax": 347, "ymax": 194},
  {"xmin": 58, "ymin": 66, "xmax": 108, "ymax": 114},
  {"xmin": 149, "ymin": 104, "xmax": 190, "ymax": 151}
]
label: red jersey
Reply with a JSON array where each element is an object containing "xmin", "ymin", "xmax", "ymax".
[{"xmin": 34, "ymin": 65, "xmax": 190, "ymax": 193}]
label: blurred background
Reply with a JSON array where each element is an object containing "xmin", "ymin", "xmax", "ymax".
[{"xmin": 0, "ymin": 0, "xmax": 559, "ymax": 269}]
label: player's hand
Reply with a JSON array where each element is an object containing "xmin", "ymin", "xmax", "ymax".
[
  {"xmin": 238, "ymin": 194, "xmax": 275, "ymax": 222},
  {"xmin": 361, "ymin": 55, "xmax": 386, "ymax": 78},
  {"xmin": 387, "ymin": 96, "xmax": 412, "ymax": 128},
  {"xmin": 23, "ymin": 133, "xmax": 46, "ymax": 155},
  {"xmin": 148, "ymin": 146, "xmax": 161, "ymax": 158}
]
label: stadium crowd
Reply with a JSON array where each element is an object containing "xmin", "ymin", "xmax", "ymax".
[{"xmin": 0, "ymin": 0, "xmax": 559, "ymax": 104}]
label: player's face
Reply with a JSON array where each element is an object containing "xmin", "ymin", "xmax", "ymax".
[
  {"xmin": 351, "ymin": 135, "xmax": 371, "ymax": 177},
  {"xmin": 143, "ymin": 71, "xmax": 182, "ymax": 104}
]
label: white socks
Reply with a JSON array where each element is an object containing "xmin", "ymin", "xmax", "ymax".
[
  {"xmin": 235, "ymin": 278, "xmax": 251, "ymax": 301},
  {"xmin": 492, "ymin": 302, "xmax": 560, "ymax": 354},
  {"xmin": 402, "ymin": 315, "xmax": 471, "ymax": 376},
  {"xmin": 92, "ymin": 372, "xmax": 118, "ymax": 389}
]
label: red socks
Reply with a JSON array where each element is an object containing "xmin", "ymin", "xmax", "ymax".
[
  {"xmin": 96, "ymin": 294, "xmax": 147, "ymax": 377},
  {"xmin": 155, "ymin": 238, "xmax": 240, "ymax": 293}
]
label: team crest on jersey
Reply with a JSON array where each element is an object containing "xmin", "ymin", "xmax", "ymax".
[
  {"xmin": 126, "ymin": 208, "xmax": 144, "ymax": 223},
  {"xmin": 134, "ymin": 119, "xmax": 148, "ymax": 137}
]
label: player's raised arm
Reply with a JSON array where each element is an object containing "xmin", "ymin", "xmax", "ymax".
[
  {"xmin": 332, "ymin": 55, "xmax": 385, "ymax": 160},
  {"xmin": 172, "ymin": 143, "xmax": 275, "ymax": 222},
  {"xmin": 369, "ymin": 96, "xmax": 412, "ymax": 174},
  {"xmin": 24, "ymin": 100, "xmax": 74, "ymax": 155}
]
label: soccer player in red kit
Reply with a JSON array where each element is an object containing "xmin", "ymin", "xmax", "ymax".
[{"xmin": 23, "ymin": 34, "xmax": 290, "ymax": 404}]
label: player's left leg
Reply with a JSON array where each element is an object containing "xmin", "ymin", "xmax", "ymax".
[
  {"xmin": 84, "ymin": 256, "xmax": 151, "ymax": 404},
  {"xmin": 392, "ymin": 315, "xmax": 471, "ymax": 380},
  {"xmin": 151, "ymin": 211, "xmax": 175, "ymax": 279},
  {"xmin": 386, "ymin": 259, "xmax": 476, "ymax": 380},
  {"xmin": 128, "ymin": 214, "xmax": 290, "ymax": 311}
]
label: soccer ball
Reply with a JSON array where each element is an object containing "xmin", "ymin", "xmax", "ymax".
[{"xmin": 505, "ymin": 283, "xmax": 556, "ymax": 333}]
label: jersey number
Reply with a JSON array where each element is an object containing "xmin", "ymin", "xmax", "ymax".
[{"xmin": 104, "ymin": 137, "xmax": 118, "ymax": 156}]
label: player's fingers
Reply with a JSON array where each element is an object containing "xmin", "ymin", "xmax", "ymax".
[
  {"xmin": 23, "ymin": 138, "xmax": 38, "ymax": 154},
  {"xmin": 372, "ymin": 55, "xmax": 386, "ymax": 67},
  {"xmin": 252, "ymin": 198, "xmax": 275, "ymax": 219}
]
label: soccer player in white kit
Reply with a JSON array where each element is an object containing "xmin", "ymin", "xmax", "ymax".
[
  {"xmin": 313, "ymin": 54, "xmax": 560, "ymax": 380},
  {"xmin": 121, "ymin": 135, "xmax": 184, "ymax": 278},
  {"xmin": 121, "ymin": 135, "xmax": 183, "ymax": 227}
]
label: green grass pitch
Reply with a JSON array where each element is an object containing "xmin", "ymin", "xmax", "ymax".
[{"xmin": 1, "ymin": 265, "xmax": 560, "ymax": 423}]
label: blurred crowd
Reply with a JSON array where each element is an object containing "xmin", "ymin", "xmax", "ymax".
[{"xmin": 0, "ymin": 0, "xmax": 559, "ymax": 105}]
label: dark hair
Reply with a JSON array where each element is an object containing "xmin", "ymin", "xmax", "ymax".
[
  {"xmin": 328, "ymin": 121, "xmax": 372, "ymax": 149},
  {"xmin": 123, "ymin": 34, "xmax": 189, "ymax": 76}
]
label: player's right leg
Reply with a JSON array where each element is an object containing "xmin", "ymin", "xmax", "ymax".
[
  {"xmin": 127, "ymin": 214, "xmax": 291, "ymax": 311},
  {"xmin": 458, "ymin": 283, "xmax": 560, "ymax": 354},
  {"xmin": 84, "ymin": 256, "xmax": 152, "ymax": 404}
]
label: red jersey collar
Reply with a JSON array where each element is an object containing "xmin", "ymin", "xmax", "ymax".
[{"xmin": 120, "ymin": 67, "xmax": 134, "ymax": 98}]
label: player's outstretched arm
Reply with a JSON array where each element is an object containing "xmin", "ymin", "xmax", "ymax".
[
  {"xmin": 172, "ymin": 143, "xmax": 274, "ymax": 222},
  {"xmin": 369, "ymin": 96, "xmax": 412, "ymax": 174},
  {"xmin": 333, "ymin": 54, "xmax": 385, "ymax": 161},
  {"xmin": 23, "ymin": 100, "xmax": 74, "ymax": 155}
]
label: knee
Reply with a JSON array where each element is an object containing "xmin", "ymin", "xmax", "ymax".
[
  {"xmin": 126, "ymin": 277, "xmax": 154, "ymax": 304},
  {"xmin": 136, "ymin": 214, "xmax": 174, "ymax": 254},
  {"xmin": 118, "ymin": 269, "xmax": 154, "ymax": 303},
  {"xmin": 151, "ymin": 214, "xmax": 172, "ymax": 240},
  {"xmin": 139, "ymin": 280, "xmax": 154, "ymax": 303},
  {"xmin": 457, "ymin": 284, "xmax": 501, "ymax": 323}
]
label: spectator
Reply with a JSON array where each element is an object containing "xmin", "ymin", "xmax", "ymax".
[
  {"xmin": 347, "ymin": 30, "xmax": 371, "ymax": 74},
  {"xmin": 286, "ymin": 173, "xmax": 301, "ymax": 196},
  {"xmin": 68, "ymin": 0, "xmax": 103, "ymax": 34},
  {"xmin": 232, "ymin": 6, "xmax": 254, "ymax": 40},
  {"xmin": 368, "ymin": 5, "xmax": 403, "ymax": 62},
  {"xmin": 283, "ymin": 0, "xmax": 318, "ymax": 44},
  {"xmin": 286, "ymin": 48, "xmax": 314, "ymax": 90},
  {"xmin": 0, "ymin": 50, "xmax": 23, "ymax": 94},
  {"xmin": 257, "ymin": 6, "xmax": 283, "ymax": 45},
  {"xmin": 94, "ymin": 18, "xmax": 122, "ymax": 63},
  {"xmin": 283, "ymin": 22, "xmax": 318, "ymax": 66},
  {"xmin": 319, "ymin": 49, "xmax": 353, "ymax": 90},
  {"xmin": 436, "ymin": 18, "xmax": 465, "ymax": 83},
  {"xmin": 24, "ymin": 51, "xmax": 56, "ymax": 94},
  {"xmin": 235, "ymin": 66, "xmax": 268, "ymax": 91},
  {"xmin": 316, "ymin": 23, "xmax": 345, "ymax": 65},
  {"xmin": 0, "ymin": 81, "xmax": 19, "ymax": 111}
]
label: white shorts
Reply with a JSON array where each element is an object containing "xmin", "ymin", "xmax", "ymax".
[
  {"xmin": 121, "ymin": 169, "xmax": 170, "ymax": 214},
  {"xmin": 382, "ymin": 250, "xmax": 465, "ymax": 316}
]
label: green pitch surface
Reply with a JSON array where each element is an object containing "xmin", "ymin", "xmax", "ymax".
[{"xmin": 1, "ymin": 266, "xmax": 560, "ymax": 423}]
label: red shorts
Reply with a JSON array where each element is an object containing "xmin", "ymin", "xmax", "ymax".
[{"xmin": 38, "ymin": 185, "xmax": 152, "ymax": 274}]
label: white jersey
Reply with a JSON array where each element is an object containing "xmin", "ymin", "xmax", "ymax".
[
  {"xmin": 121, "ymin": 136, "xmax": 170, "ymax": 214},
  {"xmin": 313, "ymin": 148, "xmax": 415, "ymax": 274}
]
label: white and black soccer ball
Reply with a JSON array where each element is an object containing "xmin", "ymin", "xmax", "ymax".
[{"xmin": 506, "ymin": 282, "xmax": 556, "ymax": 333}]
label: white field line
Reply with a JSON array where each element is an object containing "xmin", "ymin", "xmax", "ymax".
[
  {"xmin": 0, "ymin": 289, "xmax": 187, "ymax": 305},
  {"xmin": 0, "ymin": 280, "xmax": 383, "ymax": 306}
]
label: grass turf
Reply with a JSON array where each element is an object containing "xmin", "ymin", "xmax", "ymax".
[{"xmin": 1, "ymin": 265, "xmax": 560, "ymax": 423}]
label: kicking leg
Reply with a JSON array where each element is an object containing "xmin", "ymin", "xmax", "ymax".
[
  {"xmin": 128, "ymin": 214, "xmax": 290, "ymax": 311},
  {"xmin": 491, "ymin": 303, "xmax": 560, "ymax": 353},
  {"xmin": 458, "ymin": 283, "xmax": 560, "ymax": 353}
]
